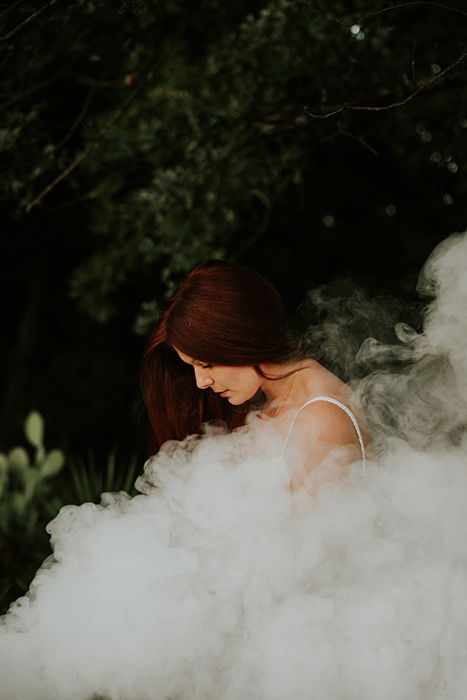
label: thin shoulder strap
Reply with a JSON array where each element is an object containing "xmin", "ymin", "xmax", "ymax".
[{"xmin": 282, "ymin": 396, "xmax": 366, "ymax": 466}]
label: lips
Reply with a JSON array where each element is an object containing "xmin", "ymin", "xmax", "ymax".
[{"xmin": 216, "ymin": 390, "xmax": 229, "ymax": 397}]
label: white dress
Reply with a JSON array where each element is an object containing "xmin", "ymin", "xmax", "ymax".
[{"xmin": 1, "ymin": 397, "xmax": 467, "ymax": 700}]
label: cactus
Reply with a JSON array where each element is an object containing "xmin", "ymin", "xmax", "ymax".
[
  {"xmin": 24, "ymin": 411, "xmax": 44, "ymax": 449},
  {"xmin": 0, "ymin": 411, "xmax": 65, "ymax": 532},
  {"xmin": 0, "ymin": 413, "xmax": 142, "ymax": 614}
]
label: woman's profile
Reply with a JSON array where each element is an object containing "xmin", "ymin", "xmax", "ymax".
[{"xmin": 141, "ymin": 259, "xmax": 368, "ymax": 493}]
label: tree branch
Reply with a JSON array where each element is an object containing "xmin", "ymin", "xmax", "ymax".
[
  {"xmin": 0, "ymin": 0, "xmax": 63, "ymax": 42},
  {"xmin": 0, "ymin": 0, "xmax": 27, "ymax": 19},
  {"xmin": 54, "ymin": 87, "xmax": 97, "ymax": 151},
  {"xmin": 24, "ymin": 86, "xmax": 140, "ymax": 213},
  {"xmin": 339, "ymin": 128, "xmax": 380, "ymax": 157},
  {"xmin": 334, "ymin": 1, "xmax": 467, "ymax": 27},
  {"xmin": 0, "ymin": 75, "xmax": 59, "ymax": 109},
  {"xmin": 22, "ymin": 0, "xmax": 245, "ymax": 212},
  {"xmin": 305, "ymin": 49, "xmax": 467, "ymax": 119}
]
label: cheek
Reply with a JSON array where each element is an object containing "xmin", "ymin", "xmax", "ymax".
[
  {"xmin": 243, "ymin": 369, "xmax": 261, "ymax": 391},
  {"xmin": 220, "ymin": 369, "xmax": 258, "ymax": 390}
]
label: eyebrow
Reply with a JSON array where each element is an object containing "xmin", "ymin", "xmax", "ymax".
[{"xmin": 176, "ymin": 352, "xmax": 203, "ymax": 367}]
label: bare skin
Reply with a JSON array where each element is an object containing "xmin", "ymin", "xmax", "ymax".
[
  {"xmin": 258, "ymin": 360, "xmax": 368, "ymax": 493},
  {"xmin": 174, "ymin": 349, "xmax": 369, "ymax": 493}
]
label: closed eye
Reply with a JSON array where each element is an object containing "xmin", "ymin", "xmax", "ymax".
[{"xmin": 200, "ymin": 363, "xmax": 214, "ymax": 369}]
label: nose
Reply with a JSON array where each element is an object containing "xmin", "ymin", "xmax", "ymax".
[{"xmin": 194, "ymin": 366, "xmax": 213, "ymax": 390}]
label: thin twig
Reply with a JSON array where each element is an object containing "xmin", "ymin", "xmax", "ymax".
[
  {"xmin": 0, "ymin": 0, "xmax": 63, "ymax": 42},
  {"xmin": 305, "ymin": 49, "xmax": 467, "ymax": 119},
  {"xmin": 410, "ymin": 42, "xmax": 418, "ymax": 88},
  {"xmin": 305, "ymin": 104, "xmax": 347, "ymax": 119},
  {"xmin": 0, "ymin": 0, "xmax": 27, "ymax": 19},
  {"xmin": 25, "ymin": 89, "xmax": 138, "ymax": 213},
  {"xmin": 340, "ymin": 129, "xmax": 380, "ymax": 157},
  {"xmin": 334, "ymin": 1, "xmax": 467, "ymax": 27},
  {"xmin": 54, "ymin": 87, "xmax": 97, "ymax": 151},
  {"xmin": 0, "ymin": 75, "xmax": 58, "ymax": 109}
]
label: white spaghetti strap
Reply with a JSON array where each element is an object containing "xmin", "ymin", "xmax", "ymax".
[{"xmin": 282, "ymin": 396, "xmax": 366, "ymax": 467}]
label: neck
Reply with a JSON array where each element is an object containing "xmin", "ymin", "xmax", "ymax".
[{"xmin": 259, "ymin": 359, "xmax": 317, "ymax": 410}]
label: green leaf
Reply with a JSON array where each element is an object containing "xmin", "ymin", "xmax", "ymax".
[
  {"xmin": 39, "ymin": 450, "xmax": 65, "ymax": 479},
  {"xmin": 122, "ymin": 455, "xmax": 139, "ymax": 494},
  {"xmin": 11, "ymin": 492, "xmax": 27, "ymax": 516},
  {"xmin": 24, "ymin": 412, "xmax": 44, "ymax": 449},
  {"xmin": 104, "ymin": 452, "xmax": 116, "ymax": 493},
  {"xmin": 8, "ymin": 447, "xmax": 30, "ymax": 472},
  {"xmin": 23, "ymin": 467, "xmax": 38, "ymax": 501}
]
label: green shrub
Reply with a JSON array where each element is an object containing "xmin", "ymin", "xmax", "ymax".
[{"xmin": 0, "ymin": 411, "xmax": 65, "ymax": 534}]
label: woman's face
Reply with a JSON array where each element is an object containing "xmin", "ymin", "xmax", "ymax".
[{"xmin": 174, "ymin": 348, "xmax": 262, "ymax": 405}]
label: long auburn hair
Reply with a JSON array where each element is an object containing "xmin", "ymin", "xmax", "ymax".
[{"xmin": 141, "ymin": 260, "xmax": 298, "ymax": 453}]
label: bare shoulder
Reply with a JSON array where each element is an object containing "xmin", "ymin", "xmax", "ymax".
[
  {"xmin": 291, "ymin": 399, "xmax": 361, "ymax": 447},
  {"xmin": 284, "ymin": 398, "xmax": 365, "ymax": 494}
]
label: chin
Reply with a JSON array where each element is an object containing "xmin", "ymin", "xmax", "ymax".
[
  {"xmin": 228, "ymin": 392, "xmax": 256, "ymax": 406},
  {"xmin": 226, "ymin": 395, "xmax": 247, "ymax": 405}
]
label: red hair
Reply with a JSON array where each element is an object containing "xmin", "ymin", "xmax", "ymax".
[{"xmin": 141, "ymin": 261, "xmax": 296, "ymax": 452}]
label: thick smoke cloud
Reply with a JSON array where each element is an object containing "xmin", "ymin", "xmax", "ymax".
[
  {"xmin": 357, "ymin": 232, "xmax": 467, "ymax": 451},
  {"xmin": 1, "ymin": 233, "xmax": 467, "ymax": 699}
]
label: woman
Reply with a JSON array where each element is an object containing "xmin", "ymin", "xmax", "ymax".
[
  {"xmin": 3, "ymin": 237, "xmax": 467, "ymax": 700},
  {"xmin": 0, "ymin": 259, "xmax": 370, "ymax": 700},
  {"xmin": 141, "ymin": 259, "xmax": 367, "ymax": 493}
]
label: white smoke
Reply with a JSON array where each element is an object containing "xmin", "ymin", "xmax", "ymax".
[
  {"xmin": 419, "ymin": 232, "xmax": 467, "ymax": 394},
  {"xmin": 1, "ymin": 233, "xmax": 467, "ymax": 699},
  {"xmin": 356, "ymin": 233, "xmax": 467, "ymax": 451}
]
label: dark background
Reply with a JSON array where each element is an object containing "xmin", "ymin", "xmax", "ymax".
[{"xmin": 0, "ymin": 0, "xmax": 466, "ymax": 519}]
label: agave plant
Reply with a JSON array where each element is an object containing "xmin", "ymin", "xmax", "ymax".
[{"xmin": 67, "ymin": 450, "xmax": 140, "ymax": 504}]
